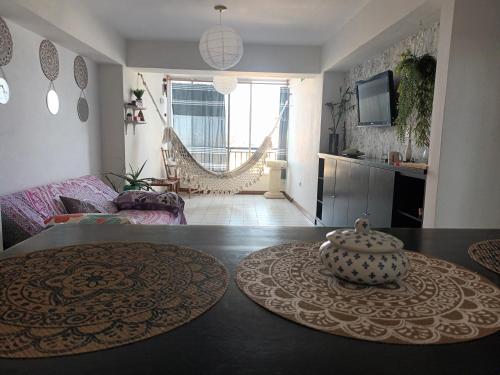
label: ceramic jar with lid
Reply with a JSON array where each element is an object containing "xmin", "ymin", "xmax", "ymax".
[{"xmin": 319, "ymin": 217, "xmax": 408, "ymax": 285}]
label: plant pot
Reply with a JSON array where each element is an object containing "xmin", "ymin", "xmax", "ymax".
[
  {"xmin": 329, "ymin": 133, "xmax": 340, "ymax": 155},
  {"xmin": 123, "ymin": 184, "xmax": 141, "ymax": 191},
  {"xmin": 135, "ymin": 99, "xmax": 143, "ymax": 107},
  {"xmin": 405, "ymin": 138, "xmax": 413, "ymax": 162}
]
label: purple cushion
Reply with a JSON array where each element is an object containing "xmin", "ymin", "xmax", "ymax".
[
  {"xmin": 60, "ymin": 196, "xmax": 101, "ymax": 214},
  {"xmin": 113, "ymin": 191, "xmax": 185, "ymax": 216}
]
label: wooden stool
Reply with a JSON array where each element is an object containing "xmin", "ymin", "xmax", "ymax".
[{"xmin": 150, "ymin": 178, "xmax": 180, "ymax": 194}]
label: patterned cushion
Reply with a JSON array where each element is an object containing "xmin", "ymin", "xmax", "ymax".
[
  {"xmin": 56, "ymin": 176, "xmax": 119, "ymax": 213},
  {"xmin": 114, "ymin": 191, "xmax": 185, "ymax": 216},
  {"xmin": 60, "ymin": 196, "xmax": 101, "ymax": 214},
  {"xmin": 118, "ymin": 210, "xmax": 187, "ymax": 225},
  {"xmin": 44, "ymin": 214, "xmax": 131, "ymax": 225}
]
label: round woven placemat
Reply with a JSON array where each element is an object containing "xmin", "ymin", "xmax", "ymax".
[
  {"xmin": 236, "ymin": 241, "xmax": 500, "ymax": 345},
  {"xmin": 469, "ymin": 239, "xmax": 500, "ymax": 275},
  {"xmin": 0, "ymin": 242, "xmax": 228, "ymax": 358}
]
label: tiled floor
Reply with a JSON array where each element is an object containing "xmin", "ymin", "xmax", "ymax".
[{"xmin": 183, "ymin": 194, "xmax": 313, "ymax": 226}]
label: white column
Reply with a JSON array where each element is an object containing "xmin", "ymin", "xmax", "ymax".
[
  {"xmin": 424, "ymin": 0, "xmax": 500, "ymax": 228},
  {"xmin": 264, "ymin": 160, "xmax": 287, "ymax": 199}
]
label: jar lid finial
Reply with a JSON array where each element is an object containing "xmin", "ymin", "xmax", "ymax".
[{"xmin": 354, "ymin": 217, "xmax": 370, "ymax": 234}]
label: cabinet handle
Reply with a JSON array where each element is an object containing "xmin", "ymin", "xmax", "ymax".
[{"xmin": 331, "ymin": 195, "xmax": 336, "ymax": 199}]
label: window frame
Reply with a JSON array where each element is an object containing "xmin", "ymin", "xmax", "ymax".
[{"xmin": 170, "ymin": 79, "xmax": 288, "ymax": 171}]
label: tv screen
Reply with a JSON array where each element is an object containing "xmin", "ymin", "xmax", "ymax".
[{"xmin": 356, "ymin": 70, "xmax": 396, "ymax": 126}]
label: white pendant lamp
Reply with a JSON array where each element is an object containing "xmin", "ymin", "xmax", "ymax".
[
  {"xmin": 199, "ymin": 5, "xmax": 243, "ymax": 71},
  {"xmin": 213, "ymin": 76, "xmax": 238, "ymax": 95}
]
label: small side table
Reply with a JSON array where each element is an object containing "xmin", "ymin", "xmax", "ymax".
[{"xmin": 150, "ymin": 178, "xmax": 180, "ymax": 194}]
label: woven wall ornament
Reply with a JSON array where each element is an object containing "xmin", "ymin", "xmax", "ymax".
[
  {"xmin": 74, "ymin": 55, "xmax": 88, "ymax": 90},
  {"xmin": 39, "ymin": 39, "xmax": 59, "ymax": 81},
  {"xmin": 0, "ymin": 16, "xmax": 13, "ymax": 105},
  {"xmin": 74, "ymin": 55, "xmax": 89, "ymax": 122},
  {"xmin": 0, "ymin": 17, "xmax": 13, "ymax": 66}
]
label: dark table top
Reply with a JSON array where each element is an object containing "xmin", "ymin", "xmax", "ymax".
[{"xmin": 1, "ymin": 225, "xmax": 500, "ymax": 375}]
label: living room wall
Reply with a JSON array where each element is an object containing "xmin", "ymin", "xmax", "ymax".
[
  {"xmin": 344, "ymin": 23, "xmax": 439, "ymax": 159},
  {"xmin": 0, "ymin": 19, "xmax": 102, "ymax": 195},
  {"xmin": 123, "ymin": 69, "xmax": 166, "ymax": 182}
]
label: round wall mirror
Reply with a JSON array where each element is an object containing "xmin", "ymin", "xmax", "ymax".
[
  {"xmin": 46, "ymin": 89, "xmax": 59, "ymax": 115},
  {"xmin": 0, "ymin": 77, "xmax": 9, "ymax": 104}
]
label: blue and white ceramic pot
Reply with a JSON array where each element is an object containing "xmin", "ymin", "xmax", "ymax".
[{"xmin": 319, "ymin": 217, "xmax": 408, "ymax": 285}]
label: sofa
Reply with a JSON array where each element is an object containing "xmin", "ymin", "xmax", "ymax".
[{"xmin": 0, "ymin": 175, "xmax": 187, "ymax": 249}]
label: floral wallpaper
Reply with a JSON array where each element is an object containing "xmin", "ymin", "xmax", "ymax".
[{"xmin": 343, "ymin": 23, "xmax": 440, "ymax": 160}]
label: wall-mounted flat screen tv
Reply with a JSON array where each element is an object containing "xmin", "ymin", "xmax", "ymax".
[{"xmin": 356, "ymin": 70, "xmax": 396, "ymax": 126}]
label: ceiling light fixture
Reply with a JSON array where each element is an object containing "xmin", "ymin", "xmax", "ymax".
[
  {"xmin": 199, "ymin": 5, "xmax": 243, "ymax": 71},
  {"xmin": 212, "ymin": 75, "xmax": 238, "ymax": 95}
]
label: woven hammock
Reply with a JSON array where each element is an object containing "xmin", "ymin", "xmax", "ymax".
[{"xmin": 139, "ymin": 73, "xmax": 286, "ymax": 194}]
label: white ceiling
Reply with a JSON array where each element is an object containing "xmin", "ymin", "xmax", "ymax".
[{"xmin": 82, "ymin": 0, "xmax": 370, "ymax": 45}]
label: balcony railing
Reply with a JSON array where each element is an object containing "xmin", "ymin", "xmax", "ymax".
[{"xmin": 185, "ymin": 146, "xmax": 281, "ymax": 172}]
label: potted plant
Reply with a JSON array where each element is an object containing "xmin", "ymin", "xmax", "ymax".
[
  {"xmin": 133, "ymin": 89, "xmax": 145, "ymax": 107},
  {"xmin": 395, "ymin": 50, "xmax": 437, "ymax": 160},
  {"xmin": 105, "ymin": 160, "xmax": 154, "ymax": 192},
  {"xmin": 325, "ymin": 87, "xmax": 355, "ymax": 155}
]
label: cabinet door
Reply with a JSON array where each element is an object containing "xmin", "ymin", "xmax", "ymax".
[
  {"xmin": 321, "ymin": 158, "xmax": 336, "ymax": 226},
  {"xmin": 367, "ymin": 167, "xmax": 395, "ymax": 228},
  {"xmin": 332, "ymin": 160, "xmax": 350, "ymax": 227},
  {"xmin": 347, "ymin": 163, "xmax": 370, "ymax": 226}
]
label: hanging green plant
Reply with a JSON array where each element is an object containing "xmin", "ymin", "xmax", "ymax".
[{"xmin": 395, "ymin": 50, "xmax": 437, "ymax": 147}]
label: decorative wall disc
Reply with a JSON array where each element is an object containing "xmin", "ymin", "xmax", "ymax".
[
  {"xmin": 77, "ymin": 96, "xmax": 89, "ymax": 122},
  {"xmin": 74, "ymin": 55, "xmax": 88, "ymax": 90},
  {"xmin": 0, "ymin": 17, "xmax": 13, "ymax": 66},
  {"xmin": 0, "ymin": 77, "xmax": 9, "ymax": 104},
  {"xmin": 39, "ymin": 39, "xmax": 59, "ymax": 81}
]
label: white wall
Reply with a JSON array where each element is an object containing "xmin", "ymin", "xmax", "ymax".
[
  {"xmin": 98, "ymin": 64, "xmax": 126, "ymax": 179},
  {"xmin": 286, "ymin": 76, "xmax": 323, "ymax": 218},
  {"xmin": 0, "ymin": 19, "xmax": 102, "ymax": 195},
  {"xmin": 128, "ymin": 40, "xmax": 321, "ymax": 74},
  {"xmin": 123, "ymin": 69, "xmax": 166, "ymax": 181},
  {"xmin": 322, "ymin": 0, "xmax": 441, "ymax": 71},
  {"xmin": 424, "ymin": 0, "xmax": 500, "ymax": 228},
  {"xmin": 0, "ymin": 0, "xmax": 126, "ymax": 64}
]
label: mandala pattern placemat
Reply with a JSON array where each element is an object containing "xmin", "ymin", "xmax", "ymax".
[
  {"xmin": 236, "ymin": 241, "xmax": 500, "ymax": 345},
  {"xmin": 0, "ymin": 242, "xmax": 228, "ymax": 358},
  {"xmin": 469, "ymin": 239, "xmax": 500, "ymax": 275}
]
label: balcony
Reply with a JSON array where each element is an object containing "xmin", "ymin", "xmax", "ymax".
[{"xmin": 185, "ymin": 146, "xmax": 281, "ymax": 172}]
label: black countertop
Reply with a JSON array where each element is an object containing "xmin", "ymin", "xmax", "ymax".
[
  {"xmin": 1, "ymin": 225, "xmax": 499, "ymax": 375},
  {"xmin": 318, "ymin": 153, "xmax": 427, "ymax": 178}
]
